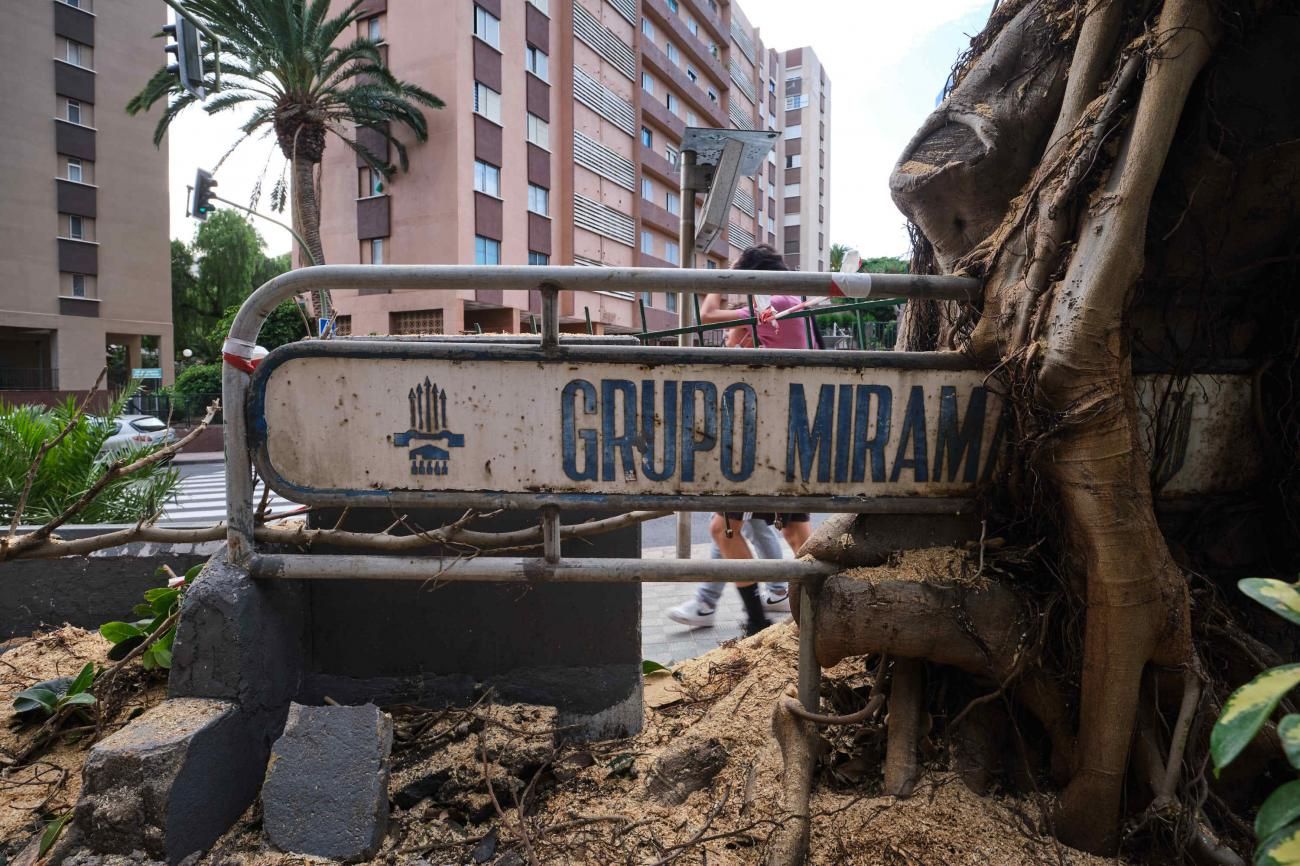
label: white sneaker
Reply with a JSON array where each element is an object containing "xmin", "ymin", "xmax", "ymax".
[
  {"xmin": 667, "ymin": 600, "xmax": 717, "ymax": 628},
  {"xmin": 763, "ymin": 591, "xmax": 792, "ymax": 614}
]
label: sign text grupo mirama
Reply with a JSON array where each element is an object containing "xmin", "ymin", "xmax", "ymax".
[{"xmin": 250, "ymin": 343, "xmax": 1003, "ymax": 509}]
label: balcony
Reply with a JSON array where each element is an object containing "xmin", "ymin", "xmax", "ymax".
[
  {"xmin": 640, "ymin": 198, "xmax": 679, "ymax": 237},
  {"xmin": 641, "ymin": 40, "xmax": 726, "ymax": 129},
  {"xmin": 642, "ymin": 0, "xmax": 726, "ymax": 91},
  {"xmin": 640, "ymin": 147, "xmax": 679, "ymax": 186},
  {"xmin": 640, "ymin": 90, "xmax": 685, "ymax": 140}
]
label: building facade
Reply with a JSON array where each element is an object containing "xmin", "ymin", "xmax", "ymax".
[
  {"xmin": 320, "ymin": 0, "xmax": 830, "ymax": 337},
  {"xmin": 0, "ymin": 0, "xmax": 173, "ymax": 392}
]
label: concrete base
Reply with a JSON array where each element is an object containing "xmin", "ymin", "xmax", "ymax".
[{"xmin": 75, "ymin": 698, "xmax": 263, "ymax": 865}]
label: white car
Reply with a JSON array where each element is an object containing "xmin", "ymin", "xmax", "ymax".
[{"xmin": 96, "ymin": 415, "xmax": 177, "ymax": 458}]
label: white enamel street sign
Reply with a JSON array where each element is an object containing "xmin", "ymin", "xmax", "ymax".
[
  {"xmin": 247, "ymin": 342, "xmax": 1261, "ymax": 511},
  {"xmin": 249, "ymin": 343, "xmax": 1003, "ymax": 511}
]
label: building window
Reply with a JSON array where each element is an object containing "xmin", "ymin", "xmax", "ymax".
[
  {"xmin": 358, "ymin": 166, "xmax": 384, "ymax": 196},
  {"xmin": 528, "ymin": 0, "xmax": 549, "ymax": 12},
  {"xmin": 366, "ymin": 15, "xmax": 383, "ymax": 42},
  {"xmin": 371, "ymin": 238, "xmax": 384, "ymax": 264},
  {"xmin": 473, "ymin": 160, "xmax": 500, "ymax": 196},
  {"xmin": 475, "ymin": 235, "xmax": 501, "ymax": 265},
  {"xmin": 641, "ymin": 72, "xmax": 654, "ymax": 96},
  {"xmin": 526, "ymin": 45, "xmax": 549, "ymax": 81},
  {"xmin": 666, "ymin": 42, "xmax": 679, "ymax": 65},
  {"xmin": 71, "ymin": 274, "xmax": 86, "ymax": 297},
  {"xmin": 526, "ymin": 113, "xmax": 549, "ymax": 149},
  {"xmin": 785, "ymin": 153, "xmax": 802, "ymax": 169},
  {"xmin": 665, "ymin": 145, "xmax": 679, "ymax": 166},
  {"xmin": 706, "ymin": 88, "xmax": 718, "ymax": 103},
  {"xmin": 65, "ymin": 98, "xmax": 82, "ymax": 125},
  {"xmin": 66, "ymin": 158, "xmax": 83, "ymax": 183},
  {"xmin": 59, "ymin": 38, "xmax": 91, "ymax": 69},
  {"xmin": 640, "ymin": 126, "xmax": 653, "ymax": 148},
  {"xmin": 665, "ymin": 192, "xmax": 679, "ymax": 215},
  {"xmin": 706, "ymin": 260, "xmax": 717, "ymax": 269},
  {"xmin": 641, "ymin": 17, "xmax": 655, "ymax": 40},
  {"xmin": 769, "ymin": 78, "xmax": 777, "ymax": 94},
  {"xmin": 474, "ymin": 5, "xmax": 501, "ymax": 49},
  {"xmin": 640, "ymin": 230, "xmax": 653, "ymax": 254},
  {"xmin": 473, "ymin": 82, "xmax": 502, "ymax": 123},
  {"xmin": 784, "ymin": 124, "xmax": 801, "ymax": 140},
  {"xmin": 639, "ymin": 291, "xmax": 653, "ymax": 307},
  {"xmin": 666, "ymin": 0, "xmax": 679, "ymax": 12},
  {"xmin": 528, "ymin": 184, "xmax": 549, "ymax": 216},
  {"xmin": 68, "ymin": 215, "xmax": 84, "ymax": 240},
  {"xmin": 768, "ymin": 216, "xmax": 776, "ymax": 233},
  {"xmin": 784, "ymin": 213, "xmax": 800, "ymax": 226},
  {"xmin": 641, "ymin": 177, "xmax": 652, "ymax": 199},
  {"xmin": 785, "ymin": 183, "xmax": 800, "ymax": 197},
  {"xmin": 785, "ymin": 240, "xmax": 799, "ymax": 255},
  {"xmin": 686, "ymin": 67, "xmax": 697, "ymax": 83},
  {"xmin": 666, "ymin": 292, "xmax": 678, "ymax": 311},
  {"xmin": 664, "ymin": 241, "xmax": 680, "ymax": 264},
  {"xmin": 334, "ymin": 315, "xmax": 352, "ymax": 336},
  {"xmin": 785, "ymin": 94, "xmax": 809, "ymax": 111},
  {"xmin": 687, "ymin": 19, "xmax": 698, "ymax": 36},
  {"xmin": 390, "ymin": 309, "xmax": 444, "ymax": 335},
  {"xmin": 785, "ymin": 75, "xmax": 802, "ymax": 90},
  {"xmin": 528, "ymin": 251, "xmax": 549, "ymax": 265},
  {"xmin": 665, "ymin": 92, "xmax": 678, "ymax": 114},
  {"xmin": 686, "ymin": 111, "xmax": 697, "ymax": 126}
]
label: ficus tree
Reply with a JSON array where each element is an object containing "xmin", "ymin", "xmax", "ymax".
[{"xmin": 779, "ymin": 1, "xmax": 1300, "ymax": 864}]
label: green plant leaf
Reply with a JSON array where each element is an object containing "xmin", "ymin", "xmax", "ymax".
[
  {"xmin": 1212, "ymin": 663, "xmax": 1300, "ymax": 771},
  {"xmin": 99, "ymin": 621, "xmax": 145, "ymax": 645},
  {"xmin": 59, "ymin": 692, "xmax": 97, "ymax": 709},
  {"xmin": 67, "ymin": 662, "xmax": 95, "ymax": 696},
  {"xmin": 107, "ymin": 635, "xmax": 145, "ymax": 661},
  {"xmin": 150, "ymin": 646, "xmax": 173, "ymax": 669},
  {"xmin": 132, "ymin": 603, "xmax": 155, "ymax": 618},
  {"xmin": 184, "ymin": 564, "xmax": 203, "ymax": 581},
  {"xmin": 1258, "ymin": 781, "xmax": 1300, "ymax": 843},
  {"xmin": 642, "ymin": 660, "xmax": 671, "ymax": 675},
  {"xmin": 1241, "ymin": 578, "xmax": 1300, "ymax": 628},
  {"xmin": 144, "ymin": 586, "xmax": 176, "ymax": 603},
  {"xmin": 1281, "ymin": 715, "xmax": 1300, "ymax": 770},
  {"xmin": 39, "ymin": 812, "xmax": 72, "ymax": 858},
  {"xmin": 1257, "ymin": 819, "xmax": 1300, "ymax": 866},
  {"xmin": 13, "ymin": 687, "xmax": 58, "ymax": 715}
]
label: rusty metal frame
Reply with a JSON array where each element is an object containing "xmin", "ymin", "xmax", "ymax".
[{"xmin": 223, "ymin": 264, "xmax": 980, "ymax": 716}]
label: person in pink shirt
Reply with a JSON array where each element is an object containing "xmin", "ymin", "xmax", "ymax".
[{"xmin": 695, "ymin": 244, "xmax": 816, "ymax": 635}]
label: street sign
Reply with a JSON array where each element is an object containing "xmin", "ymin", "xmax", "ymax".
[
  {"xmin": 132, "ymin": 367, "xmax": 163, "ymax": 379},
  {"xmin": 249, "ymin": 341, "xmax": 1003, "ymax": 511},
  {"xmin": 247, "ymin": 341, "xmax": 1263, "ymax": 512}
]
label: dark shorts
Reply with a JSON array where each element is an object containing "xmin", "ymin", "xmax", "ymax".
[{"xmin": 720, "ymin": 511, "xmax": 810, "ymax": 526}]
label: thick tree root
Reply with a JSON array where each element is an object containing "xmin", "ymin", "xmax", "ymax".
[
  {"xmin": 767, "ymin": 692, "xmax": 819, "ymax": 866},
  {"xmin": 884, "ymin": 660, "xmax": 926, "ymax": 797}
]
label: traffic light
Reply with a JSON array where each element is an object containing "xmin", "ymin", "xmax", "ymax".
[
  {"xmin": 162, "ymin": 15, "xmax": 205, "ymax": 99},
  {"xmin": 191, "ymin": 168, "xmax": 217, "ymax": 220}
]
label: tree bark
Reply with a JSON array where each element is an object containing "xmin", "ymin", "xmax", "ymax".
[{"xmin": 292, "ymin": 154, "xmax": 329, "ymax": 317}]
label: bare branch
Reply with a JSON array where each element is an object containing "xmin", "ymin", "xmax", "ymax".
[{"xmin": 1, "ymin": 508, "xmax": 671, "ymax": 561}]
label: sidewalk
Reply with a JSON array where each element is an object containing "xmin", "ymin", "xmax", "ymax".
[
  {"xmin": 639, "ymin": 540, "xmax": 795, "ymax": 665},
  {"xmin": 172, "ymin": 451, "xmax": 224, "ymax": 464}
]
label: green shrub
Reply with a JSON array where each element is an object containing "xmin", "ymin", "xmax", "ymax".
[{"xmin": 0, "ymin": 395, "xmax": 179, "ymax": 525}]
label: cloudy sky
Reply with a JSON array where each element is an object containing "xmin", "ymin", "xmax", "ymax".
[{"xmin": 166, "ymin": 0, "xmax": 994, "ymax": 259}]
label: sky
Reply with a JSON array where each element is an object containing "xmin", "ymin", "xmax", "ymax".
[{"xmin": 166, "ymin": 0, "xmax": 995, "ymax": 260}]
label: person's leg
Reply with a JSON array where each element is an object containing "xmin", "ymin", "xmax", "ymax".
[
  {"xmin": 746, "ymin": 518, "xmax": 791, "ymax": 612},
  {"xmin": 666, "ymin": 519, "xmax": 735, "ymax": 628},
  {"xmin": 716, "ymin": 513, "xmax": 772, "ymax": 636},
  {"xmin": 778, "ymin": 514, "xmax": 813, "ymax": 556}
]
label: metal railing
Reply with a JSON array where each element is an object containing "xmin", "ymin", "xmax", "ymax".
[
  {"xmin": 222, "ymin": 264, "xmax": 980, "ymax": 718},
  {"xmin": 0, "ymin": 367, "xmax": 57, "ymax": 390}
]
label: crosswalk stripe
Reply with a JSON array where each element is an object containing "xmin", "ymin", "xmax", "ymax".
[{"xmin": 158, "ymin": 472, "xmax": 304, "ymax": 525}]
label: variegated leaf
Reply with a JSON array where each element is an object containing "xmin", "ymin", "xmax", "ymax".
[
  {"xmin": 1258, "ymin": 780, "xmax": 1300, "ymax": 843},
  {"xmin": 1256, "ymin": 820, "xmax": 1300, "ymax": 866},
  {"xmin": 1281, "ymin": 715, "xmax": 1300, "ymax": 770},
  {"xmin": 1241, "ymin": 578, "xmax": 1300, "ymax": 628},
  {"xmin": 1212, "ymin": 663, "xmax": 1300, "ymax": 771}
]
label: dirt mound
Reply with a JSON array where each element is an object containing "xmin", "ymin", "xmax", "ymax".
[
  {"xmin": 0, "ymin": 627, "xmax": 167, "ymax": 855},
  {"xmin": 200, "ymin": 621, "xmax": 1118, "ymax": 866},
  {"xmin": 2, "ymin": 620, "xmax": 1123, "ymax": 865}
]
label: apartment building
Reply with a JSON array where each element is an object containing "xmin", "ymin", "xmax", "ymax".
[
  {"xmin": 0, "ymin": 0, "xmax": 173, "ymax": 391},
  {"xmin": 319, "ymin": 0, "xmax": 831, "ymax": 337}
]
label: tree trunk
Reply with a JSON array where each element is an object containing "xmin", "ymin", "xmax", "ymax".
[
  {"xmin": 794, "ymin": 0, "xmax": 1300, "ymax": 858},
  {"xmin": 292, "ymin": 154, "xmax": 329, "ymax": 317}
]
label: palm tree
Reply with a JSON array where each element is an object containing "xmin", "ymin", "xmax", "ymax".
[
  {"xmin": 128, "ymin": 0, "xmax": 443, "ymax": 309},
  {"xmin": 828, "ymin": 243, "xmax": 850, "ymax": 272}
]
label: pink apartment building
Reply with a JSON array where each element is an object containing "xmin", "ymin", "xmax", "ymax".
[{"xmin": 319, "ymin": 0, "xmax": 831, "ymax": 337}]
